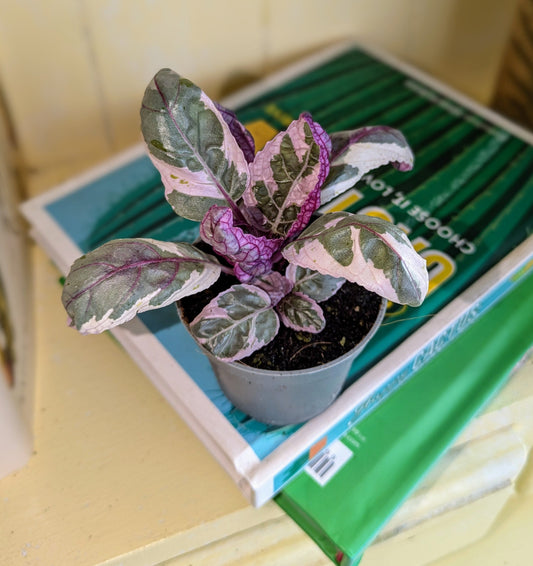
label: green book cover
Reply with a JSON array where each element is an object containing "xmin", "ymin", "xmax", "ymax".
[{"xmin": 276, "ymin": 270, "xmax": 533, "ymax": 565}]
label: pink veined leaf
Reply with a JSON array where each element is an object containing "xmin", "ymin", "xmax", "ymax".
[
  {"xmin": 200, "ymin": 205, "xmax": 282, "ymax": 282},
  {"xmin": 242, "ymin": 113, "xmax": 331, "ymax": 237},
  {"xmin": 302, "ymin": 114, "xmax": 332, "ymax": 184},
  {"xmin": 285, "ymin": 114, "xmax": 332, "ymax": 238},
  {"xmin": 285, "ymin": 185, "xmax": 321, "ymax": 239}
]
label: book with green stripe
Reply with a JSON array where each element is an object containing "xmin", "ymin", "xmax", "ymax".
[{"xmin": 21, "ymin": 43, "xmax": 533, "ymax": 506}]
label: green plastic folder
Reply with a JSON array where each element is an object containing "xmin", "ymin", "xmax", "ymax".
[{"xmin": 276, "ymin": 270, "xmax": 533, "ymax": 565}]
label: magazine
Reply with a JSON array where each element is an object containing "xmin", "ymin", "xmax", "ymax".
[{"xmin": 21, "ymin": 43, "xmax": 533, "ymax": 505}]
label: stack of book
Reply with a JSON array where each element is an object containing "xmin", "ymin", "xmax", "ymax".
[{"xmin": 21, "ymin": 40, "xmax": 533, "ymax": 535}]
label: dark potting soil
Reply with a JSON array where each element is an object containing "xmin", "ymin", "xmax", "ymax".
[{"xmin": 179, "ymin": 270, "xmax": 383, "ymax": 372}]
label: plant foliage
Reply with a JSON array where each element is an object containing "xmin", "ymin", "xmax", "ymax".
[{"xmin": 62, "ymin": 69, "xmax": 428, "ymax": 361}]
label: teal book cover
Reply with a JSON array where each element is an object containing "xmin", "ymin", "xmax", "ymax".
[{"xmin": 21, "ymin": 43, "xmax": 533, "ymax": 505}]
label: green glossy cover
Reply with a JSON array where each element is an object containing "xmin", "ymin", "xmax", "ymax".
[{"xmin": 276, "ymin": 271, "xmax": 533, "ymax": 565}]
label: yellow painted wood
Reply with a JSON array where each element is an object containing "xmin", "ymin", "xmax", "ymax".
[
  {"xmin": 404, "ymin": 0, "xmax": 520, "ymax": 104},
  {"xmin": 80, "ymin": 1, "xmax": 266, "ymax": 152},
  {"xmin": 0, "ymin": 1, "xmax": 113, "ymax": 170},
  {"xmin": 264, "ymin": 0, "xmax": 411, "ymax": 65},
  {"xmin": 0, "ymin": 0, "xmax": 519, "ymax": 177},
  {"xmin": 161, "ymin": 515, "xmax": 330, "ymax": 566},
  {"xmin": 362, "ymin": 488, "xmax": 520, "ymax": 566},
  {"xmin": 0, "ymin": 172, "xmax": 283, "ymax": 564}
]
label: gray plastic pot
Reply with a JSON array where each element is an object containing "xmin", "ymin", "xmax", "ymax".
[{"xmin": 180, "ymin": 297, "xmax": 387, "ymax": 426}]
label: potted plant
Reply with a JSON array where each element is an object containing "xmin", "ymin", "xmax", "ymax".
[{"xmin": 61, "ymin": 68, "xmax": 428, "ymax": 425}]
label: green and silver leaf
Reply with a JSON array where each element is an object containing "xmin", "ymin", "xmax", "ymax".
[
  {"xmin": 277, "ymin": 292, "xmax": 325, "ymax": 333},
  {"xmin": 62, "ymin": 238, "xmax": 221, "ymax": 334},
  {"xmin": 141, "ymin": 69, "xmax": 249, "ymax": 221},
  {"xmin": 243, "ymin": 114, "xmax": 329, "ymax": 236},
  {"xmin": 282, "ymin": 212, "xmax": 428, "ymax": 306},
  {"xmin": 285, "ymin": 264, "xmax": 345, "ymax": 303},
  {"xmin": 189, "ymin": 284, "xmax": 279, "ymax": 361}
]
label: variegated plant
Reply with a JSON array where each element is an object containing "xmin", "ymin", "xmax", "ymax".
[{"xmin": 62, "ymin": 68, "xmax": 429, "ymax": 362}]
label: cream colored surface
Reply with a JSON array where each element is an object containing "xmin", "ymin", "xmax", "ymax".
[
  {"xmin": 0, "ymin": 235, "xmax": 283, "ymax": 565},
  {"xmin": 0, "ymin": 0, "xmax": 519, "ymax": 180},
  {"xmin": 0, "ymin": 373, "xmax": 32, "ymax": 479}
]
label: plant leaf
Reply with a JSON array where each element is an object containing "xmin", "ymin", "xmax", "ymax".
[
  {"xmin": 277, "ymin": 292, "xmax": 325, "ymax": 333},
  {"xmin": 189, "ymin": 284, "xmax": 279, "ymax": 361},
  {"xmin": 285, "ymin": 264, "xmax": 345, "ymax": 302},
  {"xmin": 320, "ymin": 126, "xmax": 414, "ymax": 205},
  {"xmin": 282, "ymin": 212, "xmax": 428, "ymax": 306},
  {"xmin": 140, "ymin": 69, "xmax": 250, "ymax": 221},
  {"xmin": 254, "ymin": 271, "xmax": 293, "ymax": 306},
  {"xmin": 62, "ymin": 238, "xmax": 221, "ymax": 334},
  {"xmin": 243, "ymin": 113, "xmax": 331, "ymax": 236},
  {"xmin": 200, "ymin": 205, "xmax": 282, "ymax": 282},
  {"xmin": 214, "ymin": 102, "xmax": 255, "ymax": 163}
]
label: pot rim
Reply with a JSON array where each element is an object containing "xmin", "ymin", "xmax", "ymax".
[{"xmin": 178, "ymin": 296, "xmax": 387, "ymax": 376}]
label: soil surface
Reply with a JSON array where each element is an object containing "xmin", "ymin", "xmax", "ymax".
[{"xmin": 179, "ymin": 270, "xmax": 383, "ymax": 372}]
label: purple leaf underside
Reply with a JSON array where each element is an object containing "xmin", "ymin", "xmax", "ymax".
[
  {"xmin": 215, "ymin": 102, "xmax": 256, "ymax": 163},
  {"xmin": 254, "ymin": 271, "xmax": 294, "ymax": 306},
  {"xmin": 200, "ymin": 205, "xmax": 282, "ymax": 282}
]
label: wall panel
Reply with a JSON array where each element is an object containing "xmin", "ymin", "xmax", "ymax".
[{"xmin": 0, "ymin": 0, "xmax": 520, "ymax": 183}]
